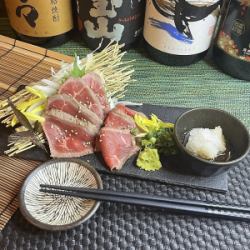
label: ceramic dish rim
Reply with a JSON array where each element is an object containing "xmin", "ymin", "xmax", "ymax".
[{"xmin": 19, "ymin": 158, "xmax": 103, "ymax": 231}]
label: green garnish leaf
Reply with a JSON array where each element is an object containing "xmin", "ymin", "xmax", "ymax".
[
  {"xmin": 71, "ymin": 54, "xmax": 85, "ymax": 78},
  {"xmin": 136, "ymin": 148, "xmax": 162, "ymax": 171},
  {"xmin": 134, "ymin": 114, "xmax": 177, "ymax": 171}
]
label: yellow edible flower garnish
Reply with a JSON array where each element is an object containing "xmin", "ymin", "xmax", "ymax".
[
  {"xmin": 28, "ymin": 104, "xmax": 45, "ymax": 114},
  {"xmin": 22, "ymin": 111, "xmax": 45, "ymax": 123},
  {"xmin": 134, "ymin": 114, "xmax": 173, "ymax": 132},
  {"xmin": 16, "ymin": 97, "xmax": 44, "ymax": 111},
  {"xmin": 26, "ymin": 86, "xmax": 46, "ymax": 99},
  {"xmin": 11, "ymin": 115, "xmax": 18, "ymax": 127},
  {"xmin": 11, "ymin": 97, "xmax": 46, "ymax": 126}
]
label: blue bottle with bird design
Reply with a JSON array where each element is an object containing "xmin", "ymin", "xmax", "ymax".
[{"xmin": 143, "ymin": 0, "xmax": 221, "ymax": 65}]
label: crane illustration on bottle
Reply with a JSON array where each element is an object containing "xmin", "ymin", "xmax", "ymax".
[{"xmin": 150, "ymin": 0, "xmax": 220, "ymax": 43}]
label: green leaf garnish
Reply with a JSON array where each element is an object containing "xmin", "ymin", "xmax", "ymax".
[
  {"xmin": 134, "ymin": 114, "xmax": 177, "ymax": 171},
  {"xmin": 71, "ymin": 54, "xmax": 85, "ymax": 78}
]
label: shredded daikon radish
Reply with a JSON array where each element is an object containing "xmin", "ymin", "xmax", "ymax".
[{"xmin": 185, "ymin": 126, "xmax": 226, "ymax": 160}]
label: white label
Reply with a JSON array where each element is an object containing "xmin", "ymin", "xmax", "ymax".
[
  {"xmin": 143, "ymin": 0, "xmax": 220, "ymax": 55},
  {"xmin": 83, "ymin": 0, "xmax": 124, "ymax": 42}
]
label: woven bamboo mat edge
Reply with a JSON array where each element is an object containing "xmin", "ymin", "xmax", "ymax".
[
  {"xmin": 0, "ymin": 156, "xmax": 40, "ymax": 230},
  {"xmin": 0, "ymin": 35, "xmax": 73, "ymax": 230},
  {"xmin": 0, "ymin": 35, "xmax": 73, "ymax": 63}
]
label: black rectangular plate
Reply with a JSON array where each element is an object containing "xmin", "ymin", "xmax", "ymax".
[{"xmin": 0, "ymin": 104, "xmax": 228, "ymax": 192}]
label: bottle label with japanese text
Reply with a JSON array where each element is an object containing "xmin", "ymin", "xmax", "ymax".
[
  {"xmin": 143, "ymin": 0, "xmax": 220, "ymax": 55},
  {"xmin": 217, "ymin": 0, "xmax": 250, "ymax": 62},
  {"xmin": 5, "ymin": 0, "xmax": 73, "ymax": 37},
  {"xmin": 76, "ymin": 0, "xmax": 145, "ymax": 49}
]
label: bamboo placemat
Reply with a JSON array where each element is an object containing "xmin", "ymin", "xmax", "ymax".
[
  {"xmin": 0, "ymin": 156, "xmax": 39, "ymax": 230},
  {"xmin": 0, "ymin": 35, "xmax": 72, "ymax": 98},
  {"xmin": 0, "ymin": 35, "xmax": 73, "ymax": 230}
]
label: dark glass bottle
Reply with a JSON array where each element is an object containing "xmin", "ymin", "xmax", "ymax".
[
  {"xmin": 4, "ymin": 0, "xmax": 74, "ymax": 48},
  {"xmin": 214, "ymin": 0, "xmax": 250, "ymax": 81},
  {"xmin": 76, "ymin": 0, "xmax": 145, "ymax": 51},
  {"xmin": 143, "ymin": 0, "xmax": 221, "ymax": 66}
]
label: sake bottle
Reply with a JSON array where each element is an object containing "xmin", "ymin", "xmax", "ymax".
[
  {"xmin": 143, "ymin": 0, "xmax": 221, "ymax": 66},
  {"xmin": 76, "ymin": 0, "xmax": 145, "ymax": 50},
  {"xmin": 213, "ymin": 0, "xmax": 250, "ymax": 81},
  {"xmin": 4, "ymin": 0, "xmax": 74, "ymax": 47}
]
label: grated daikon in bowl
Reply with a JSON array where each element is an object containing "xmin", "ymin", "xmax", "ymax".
[{"xmin": 185, "ymin": 126, "xmax": 226, "ymax": 160}]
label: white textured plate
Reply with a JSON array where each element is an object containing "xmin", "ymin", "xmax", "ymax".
[{"xmin": 19, "ymin": 158, "xmax": 102, "ymax": 231}]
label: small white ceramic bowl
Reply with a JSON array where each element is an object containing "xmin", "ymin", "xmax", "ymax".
[{"xmin": 19, "ymin": 158, "xmax": 102, "ymax": 231}]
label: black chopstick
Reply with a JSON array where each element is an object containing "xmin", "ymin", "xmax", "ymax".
[
  {"xmin": 40, "ymin": 184, "xmax": 250, "ymax": 212},
  {"xmin": 40, "ymin": 184, "xmax": 250, "ymax": 222}
]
